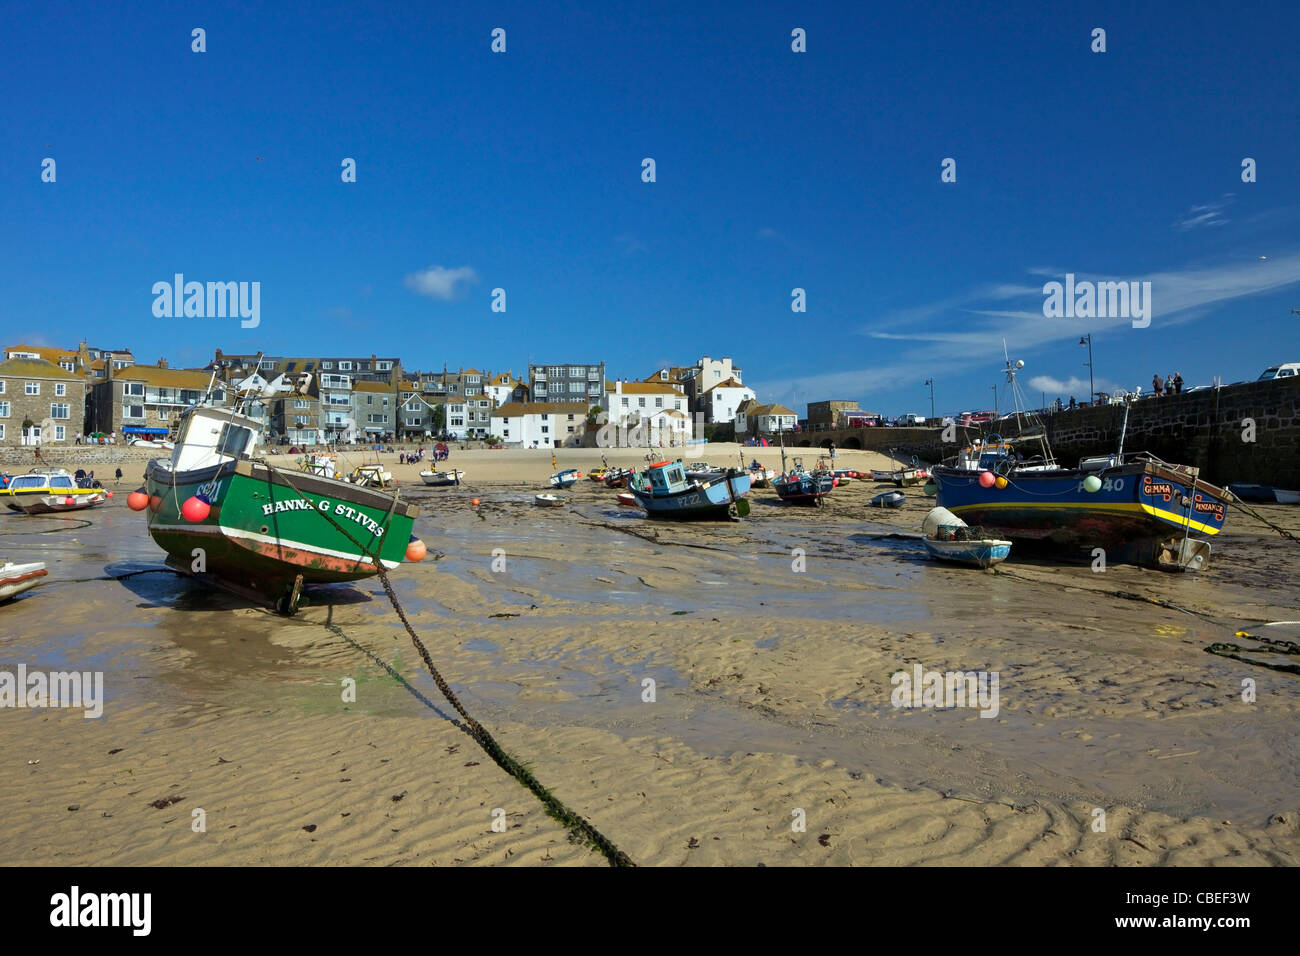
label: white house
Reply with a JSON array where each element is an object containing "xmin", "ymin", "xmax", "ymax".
[
  {"xmin": 602, "ymin": 381, "xmax": 687, "ymax": 425},
  {"xmin": 701, "ymin": 377, "xmax": 755, "ymax": 424},
  {"xmin": 491, "ymin": 401, "xmax": 585, "ymax": 449},
  {"xmin": 736, "ymin": 401, "xmax": 797, "ymax": 435}
]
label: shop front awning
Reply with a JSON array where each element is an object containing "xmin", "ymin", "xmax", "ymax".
[{"xmin": 122, "ymin": 427, "xmax": 170, "ymax": 435}]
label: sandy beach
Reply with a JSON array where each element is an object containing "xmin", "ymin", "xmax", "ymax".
[{"xmin": 1, "ymin": 443, "xmax": 1298, "ymax": 866}]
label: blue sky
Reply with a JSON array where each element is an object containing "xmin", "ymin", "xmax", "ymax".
[{"xmin": 5, "ymin": 0, "xmax": 1299, "ymax": 418}]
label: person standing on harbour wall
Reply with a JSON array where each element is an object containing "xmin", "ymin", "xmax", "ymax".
[
  {"xmin": 1172, "ymin": 372, "xmax": 1184, "ymax": 394},
  {"xmin": 1152, "ymin": 374, "xmax": 1164, "ymax": 397}
]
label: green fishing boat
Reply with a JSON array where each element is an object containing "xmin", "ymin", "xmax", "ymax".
[{"xmin": 137, "ymin": 405, "xmax": 422, "ymax": 613}]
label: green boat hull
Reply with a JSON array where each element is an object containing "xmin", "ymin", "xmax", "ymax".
[{"xmin": 144, "ymin": 458, "xmax": 418, "ymax": 603}]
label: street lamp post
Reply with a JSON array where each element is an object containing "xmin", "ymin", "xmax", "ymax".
[
  {"xmin": 924, "ymin": 378, "xmax": 935, "ymax": 420},
  {"xmin": 1079, "ymin": 334, "xmax": 1094, "ymax": 405},
  {"xmin": 991, "ymin": 385, "xmax": 998, "ymax": 416}
]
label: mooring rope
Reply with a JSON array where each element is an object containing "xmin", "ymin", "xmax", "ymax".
[
  {"xmin": 260, "ymin": 460, "xmax": 636, "ymax": 867},
  {"xmin": 1223, "ymin": 492, "xmax": 1300, "ymax": 544}
]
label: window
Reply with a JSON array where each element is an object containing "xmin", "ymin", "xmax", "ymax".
[
  {"xmin": 0, "ymin": 402, "xmax": 7, "ymax": 417},
  {"xmin": 714, "ymin": 370, "xmax": 721, "ymax": 379},
  {"xmin": 570, "ymin": 367, "xmax": 584, "ymax": 377},
  {"xmin": 638, "ymin": 397, "xmax": 646, "ymax": 408},
  {"xmin": 124, "ymin": 382, "xmax": 144, "ymax": 396},
  {"xmin": 25, "ymin": 382, "xmax": 39, "ymax": 395},
  {"xmin": 60, "ymin": 361, "xmax": 75, "ymax": 372},
  {"xmin": 322, "ymin": 361, "xmax": 333, "ymax": 369},
  {"xmin": 216, "ymin": 424, "xmax": 252, "ymax": 458},
  {"xmin": 53, "ymin": 382, "xmax": 66, "ymax": 397},
  {"xmin": 0, "ymin": 424, "xmax": 4, "ymax": 439},
  {"xmin": 568, "ymin": 426, "xmax": 575, "ymax": 433},
  {"xmin": 541, "ymin": 425, "xmax": 549, "ymax": 434},
  {"xmin": 0, "ymin": 381, "xmax": 4, "ymax": 393},
  {"xmin": 124, "ymin": 405, "xmax": 144, "ymax": 419},
  {"xmin": 50, "ymin": 403, "xmax": 70, "ymax": 419},
  {"xmin": 541, "ymin": 414, "xmax": 549, "ymax": 421},
  {"xmin": 655, "ymin": 397, "xmax": 663, "ymax": 408},
  {"xmin": 567, "ymin": 414, "xmax": 575, "ymax": 421},
  {"xmin": 366, "ymin": 395, "xmax": 373, "ymax": 406},
  {"xmin": 295, "ymin": 399, "xmax": 309, "ymax": 410},
  {"xmin": 378, "ymin": 361, "xmax": 393, "ymax": 371},
  {"xmin": 55, "ymin": 425, "xmax": 65, "ymax": 441},
  {"xmin": 621, "ymin": 397, "xmax": 628, "ymax": 407},
  {"xmin": 339, "ymin": 361, "xmax": 353, "ymax": 371}
]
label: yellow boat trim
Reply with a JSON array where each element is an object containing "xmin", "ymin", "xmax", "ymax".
[{"xmin": 948, "ymin": 499, "xmax": 1222, "ymax": 536}]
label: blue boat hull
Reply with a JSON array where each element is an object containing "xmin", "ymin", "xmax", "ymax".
[
  {"xmin": 774, "ymin": 475, "xmax": 835, "ymax": 504},
  {"xmin": 923, "ymin": 538, "xmax": 1012, "ymax": 568},
  {"xmin": 630, "ymin": 473, "xmax": 753, "ymax": 521},
  {"xmin": 932, "ymin": 460, "xmax": 1228, "ymax": 567}
]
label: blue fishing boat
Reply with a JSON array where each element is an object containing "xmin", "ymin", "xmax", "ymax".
[
  {"xmin": 931, "ymin": 349, "xmax": 1229, "ymax": 570},
  {"xmin": 627, "ymin": 460, "xmax": 752, "ymax": 521},
  {"xmin": 772, "ymin": 453, "xmax": 835, "ymax": 505},
  {"xmin": 549, "ymin": 468, "xmax": 581, "ymax": 489}
]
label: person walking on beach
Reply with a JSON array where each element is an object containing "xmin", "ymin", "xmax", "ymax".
[
  {"xmin": 828, "ymin": 441, "xmax": 837, "ymax": 466},
  {"xmin": 1152, "ymin": 373, "xmax": 1164, "ymax": 397},
  {"xmin": 115, "ymin": 467, "xmax": 123, "ymax": 486}
]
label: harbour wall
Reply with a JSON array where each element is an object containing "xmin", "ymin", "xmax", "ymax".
[{"xmin": 785, "ymin": 377, "xmax": 1300, "ymax": 486}]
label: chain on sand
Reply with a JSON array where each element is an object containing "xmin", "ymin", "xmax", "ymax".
[{"xmin": 263, "ymin": 460, "xmax": 635, "ymax": 867}]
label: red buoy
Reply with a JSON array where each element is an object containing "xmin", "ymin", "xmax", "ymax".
[
  {"xmin": 64, "ymin": 496, "xmax": 76, "ymax": 506},
  {"xmin": 127, "ymin": 489, "xmax": 150, "ymax": 511},
  {"xmin": 405, "ymin": 537, "xmax": 427, "ymax": 562},
  {"xmin": 181, "ymin": 495, "xmax": 211, "ymax": 522}
]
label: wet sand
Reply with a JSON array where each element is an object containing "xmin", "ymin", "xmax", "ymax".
[{"xmin": 1, "ymin": 445, "xmax": 1298, "ymax": 865}]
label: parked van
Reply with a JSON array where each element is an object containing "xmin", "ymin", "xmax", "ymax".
[{"xmin": 1258, "ymin": 363, "xmax": 1300, "ymax": 380}]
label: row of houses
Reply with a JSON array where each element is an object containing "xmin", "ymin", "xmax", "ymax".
[{"xmin": 0, "ymin": 344, "xmax": 797, "ymax": 449}]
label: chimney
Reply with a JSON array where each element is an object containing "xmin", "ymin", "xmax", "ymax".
[{"xmin": 158, "ymin": 358, "xmax": 168, "ymax": 369}]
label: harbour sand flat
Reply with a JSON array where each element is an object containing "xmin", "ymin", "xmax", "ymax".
[{"xmin": 0, "ymin": 446, "xmax": 1297, "ymax": 865}]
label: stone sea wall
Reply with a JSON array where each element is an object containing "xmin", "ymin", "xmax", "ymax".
[{"xmin": 790, "ymin": 376, "xmax": 1300, "ymax": 486}]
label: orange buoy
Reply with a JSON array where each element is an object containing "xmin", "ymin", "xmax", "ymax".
[
  {"xmin": 405, "ymin": 537, "xmax": 427, "ymax": 562},
  {"xmin": 471, "ymin": 498, "xmax": 480, "ymax": 507},
  {"xmin": 127, "ymin": 489, "xmax": 149, "ymax": 511},
  {"xmin": 64, "ymin": 496, "xmax": 76, "ymax": 506},
  {"xmin": 181, "ymin": 495, "xmax": 211, "ymax": 522}
]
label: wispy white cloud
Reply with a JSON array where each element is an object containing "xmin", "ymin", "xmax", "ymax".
[
  {"xmin": 404, "ymin": 265, "xmax": 478, "ymax": 301},
  {"xmin": 1026, "ymin": 374, "xmax": 1116, "ymax": 397},
  {"xmin": 1174, "ymin": 194, "xmax": 1234, "ymax": 231},
  {"xmin": 756, "ymin": 251, "xmax": 1300, "ymax": 412},
  {"xmin": 757, "ymin": 227, "xmax": 779, "ymax": 240}
]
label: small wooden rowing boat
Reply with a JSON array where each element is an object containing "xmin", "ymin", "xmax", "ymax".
[
  {"xmin": 0, "ymin": 560, "xmax": 47, "ymax": 601},
  {"xmin": 534, "ymin": 493, "xmax": 565, "ymax": 507},
  {"xmin": 420, "ymin": 469, "xmax": 464, "ymax": 487},
  {"xmin": 871, "ymin": 490, "xmax": 906, "ymax": 508},
  {"xmin": 921, "ymin": 507, "xmax": 1011, "ymax": 568},
  {"xmin": 617, "ymin": 492, "xmax": 638, "ymax": 508}
]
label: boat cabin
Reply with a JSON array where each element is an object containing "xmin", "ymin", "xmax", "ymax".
[
  {"xmin": 4, "ymin": 473, "xmax": 78, "ymax": 493},
  {"xmin": 170, "ymin": 407, "xmax": 262, "ymax": 473},
  {"xmin": 647, "ymin": 461, "xmax": 687, "ymax": 493}
]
